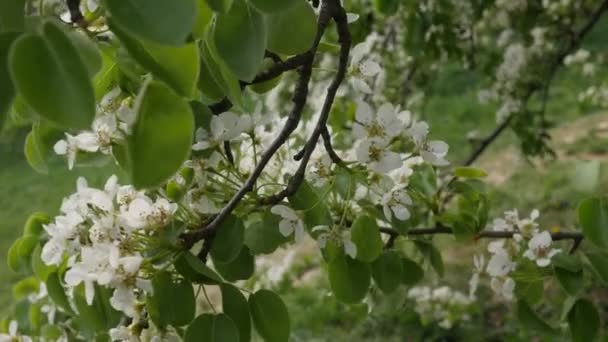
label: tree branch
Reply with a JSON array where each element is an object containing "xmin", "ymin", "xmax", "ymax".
[
  {"xmin": 180, "ymin": 1, "xmax": 335, "ymax": 249},
  {"xmin": 261, "ymin": 0, "xmax": 351, "ymax": 205}
]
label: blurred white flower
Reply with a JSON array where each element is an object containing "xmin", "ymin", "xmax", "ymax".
[
  {"xmin": 523, "ymin": 231, "xmax": 560, "ymax": 267},
  {"xmin": 271, "ymin": 205, "xmax": 305, "ymax": 242}
]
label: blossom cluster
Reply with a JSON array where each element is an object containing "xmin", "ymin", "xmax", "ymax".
[
  {"xmin": 469, "ymin": 209, "xmax": 561, "ymax": 300},
  {"xmin": 41, "ymin": 176, "xmax": 178, "ymax": 324},
  {"xmin": 407, "ymin": 285, "xmax": 473, "ymax": 329}
]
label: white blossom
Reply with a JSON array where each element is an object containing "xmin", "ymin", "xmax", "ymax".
[
  {"xmin": 271, "ymin": 205, "xmax": 305, "ymax": 242},
  {"xmin": 523, "ymin": 231, "xmax": 561, "ymax": 267}
]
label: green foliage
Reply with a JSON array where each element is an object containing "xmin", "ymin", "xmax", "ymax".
[
  {"xmin": 0, "ymin": 32, "xmax": 19, "ymax": 127},
  {"xmin": 578, "ymin": 197, "xmax": 608, "ymax": 248},
  {"xmin": 567, "ymin": 299, "xmax": 600, "ymax": 342},
  {"xmin": 210, "ymin": 214, "xmax": 245, "ymax": 263},
  {"xmin": 9, "ymin": 22, "xmax": 95, "ymax": 129},
  {"xmin": 174, "ymin": 251, "xmax": 223, "ymax": 284},
  {"xmin": 214, "ymin": 246, "xmax": 255, "ymax": 281},
  {"xmin": 146, "ymin": 271, "xmax": 196, "ymax": 328},
  {"xmin": 266, "ymin": 0, "xmax": 317, "ymax": 56},
  {"xmin": 249, "ymin": 0, "xmax": 298, "ymax": 13},
  {"xmin": 128, "ymin": 81, "xmax": 194, "ymax": 188},
  {"xmin": 213, "ymin": 0, "xmax": 267, "ymax": 82},
  {"xmin": 350, "ymin": 215, "xmax": 383, "ymax": 262},
  {"xmin": 371, "ymin": 250, "xmax": 403, "ymax": 294},
  {"xmin": 249, "ymin": 289, "xmax": 290, "ymax": 342},
  {"xmin": 220, "ymin": 284, "xmax": 251, "ymax": 342},
  {"xmin": 185, "ymin": 313, "xmax": 240, "ymax": 342},
  {"xmin": 328, "ymin": 253, "xmax": 371, "ymax": 303},
  {"xmin": 0, "ymin": 0, "xmax": 24, "ymax": 31},
  {"xmin": 516, "ymin": 300, "xmax": 556, "ymax": 335},
  {"xmin": 104, "ymin": 0, "xmax": 197, "ymax": 46}
]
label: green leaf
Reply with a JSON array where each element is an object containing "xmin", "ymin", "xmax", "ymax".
[
  {"xmin": 104, "ymin": 0, "xmax": 197, "ymax": 45},
  {"xmin": 220, "ymin": 284, "xmax": 251, "ymax": 342},
  {"xmin": 194, "ymin": 0, "xmax": 214, "ymax": 38},
  {"xmin": 516, "ymin": 300, "xmax": 556, "ymax": 335},
  {"xmin": 147, "ymin": 271, "xmax": 196, "ymax": 328},
  {"xmin": 350, "ymin": 215, "xmax": 383, "ymax": 262},
  {"xmin": 174, "ymin": 251, "xmax": 223, "ymax": 284},
  {"xmin": 374, "ymin": 0, "xmax": 400, "ymax": 15},
  {"xmin": 585, "ymin": 251, "xmax": 608, "ymax": 284},
  {"xmin": 401, "ymin": 257, "xmax": 424, "ymax": 286},
  {"xmin": 554, "ymin": 266, "xmax": 583, "ymax": 296},
  {"xmin": 214, "ymin": 246, "xmax": 255, "ymax": 282},
  {"xmin": 129, "ymin": 81, "xmax": 194, "ymax": 188},
  {"xmin": 205, "ymin": 0, "xmax": 234, "ymax": 13},
  {"xmin": 371, "ymin": 250, "xmax": 403, "ymax": 294},
  {"xmin": 109, "ymin": 20, "xmax": 200, "ymax": 97},
  {"xmin": 213, "ymin": 0, "xmax": 267, "ymax": 82},
  {"xmin": 514, "ymin": 279, "xmax": 543, "ymax": 305},
  {"xmin": 12, "ymin": 276, "xmax": 39, "ymax": 300},
  {"xmin": 568, "ymin": 299, "xmax": 599, "ymax": 342},
  {"xmin": 66, "ymin": 30, "xmax": 102, "ymax": 77},
  {"xmin": 9, "ymin": 22, "xmax": 95, "ymax": 129},
  {"xmin": 7, "ymin": 235, "xmax": 37, "ymax": 273},
  {"xmin": 45, "ymin": 272, "xmax": 75, "ymax": 315},
  {"xmin": 552, "ymin": 253, "xmax": 582, "ymax": 273},
  {"xmin": 23, "ymin": 120, "xmax": 64, "ymax": 174},
  {"xmin": 210, "ymin": 215, "xmax": 245, "ymax": 263},
  {"xmin": 578, "ymin": 197, "xmax": 608, "ymax": 248},
  {"xmin": 23, "ymin": 212, "xmax": 50, "ymax": 236},
  {"xmin": 453, "ymin": 166, "xmax": 488, "ymax": 179},
  {"xmin": 266, "ymin": 0, "xmax": 316, "ymax": 55},
  {"xmin": 73, "ymin": 284, "xmax": 121, "ymax": 338},
  {"xmin": 414, "ymin": 241, "xmax": 444, "ymax": 277},
  {"xmin": 185, "ymin": 314, "xmax": 240, "ymax": 342},
  {"xmin": 0, "ymin": 32, "xmax": 20, "ymax": 127},
  {"xmin": 328, "ymin": 254, "xmax": 371, "ymax": 303},
  {"xmin": 244, "ymin": 213, "xmax": 289, "ymax": 255},
  {"xmin": 31, "ymin": 244, "xmax": 55, "ymax": 282},
  {"xmin": 288, "ymin": 180, "xmax": 332, "ymax": 227},
  {"xmin": 249, "ymin": 289, "xmax": 290, "ymax": 342},
  {"xmin": 202, "ymin": 29, "xmax": 243, "ymax": 107},
  {"xmin": 0, "ymin": 0, "xmax": 25, "ymax": 31},
  {"xmin": 249, "ymin": 0, "xmax": 298, "ymax": 13}
]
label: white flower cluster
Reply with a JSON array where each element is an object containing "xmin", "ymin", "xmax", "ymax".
[
  {"xmin": 40, "ymin": 176, "xmax": 178, "ymax": 319},
  {"xmin": 54, "ymin": 88, "xmax": 135, "ymax": 170},
  {"xmin": 407, "ymin": 285, "xmax": 473, "ymax": 329},
  {"xmin": 469, "ymin": 209, "xmax": 561, "ymax": 300}
]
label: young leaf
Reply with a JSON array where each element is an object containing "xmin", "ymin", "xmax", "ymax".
[
  {"xmin": 109, "ymin": 20, "xmax": 200, "ymax": 97},
  {"xmin": 174, "ymin": 251, "xmax": 223, "ymax": 284},
  {"xmin": 214, "ymin": 246, "xmax": 255, "ymax": 282},
  {"xmin": 249, "ymin": 289, "xmax": 290, "ymax": 342},
  {"xmin": 213, "ymin": 0, "xmax": 267, "ymax": 82},
  {"xmin": 45, "ymin": 272, "xmax": 75, "ymax": 315},
  {"xmin": 129, "ymin": 81, "xmax": 194, "ymax": 188},
  {"xmin": 453, "ymin": 166, "xmax": 488, "ymax": 179},
  {"xmin": 328, "ymin": 254, "xmax": 371, "ymax": 303},
  {"xmin": 205, "ymin": 0, "xmax": 234, "ymax": 13},
  {"xmin": 266, "ymin": 0, "xmax": 317, "ymax": 55},
  {"xmin": 23, "ymin": 212, "xmax": 50, "ymax": 237},
  {"xmin": 210, "ymin": 214, "xmax": 245, "ymax": 263},
  {"xmin": 147, "ymin": 271, "xmax": 196, "ymax": 328},
  {"xmin": 220, "ymin": 283, "xmax": 251, "ymax": 342},
  {"xmin": 0, "ymin": 32, "xmax": 19, "ymax": 127},
  {"xmin": 567, "ymin": 299, "xmax": 599, "ymax": 342},
  {"xmin": 516, "ymin": 300, "xmax": 556, "ymax": 335},
  {"xmin": 9, "ymin": 23, "xmax": 95, "ymax": 129},
  {"xmin": 185, "ymin": 314, "xmax": 240, "ymax": 342},
  {"xmin": 578, "ymin": 197, "xmax": 608, "ymax": 248},
  {"xmin": 350, "ymin": 215, "xmax": 383, "ymax": 262},
  {"xmin": 0, "ymin": 0, "xmax": 25, "ymax": 31},
  {"xmin": 104, "ymin": 0, "xmax": 197, "ymax": 46},
  {"xmin": 7, "ymin": 235, "xmax": 37, "ymax": 273},
  {"xmin": 401, "ymin": 257, "xmax": 424, "ymax": 286},
  {"xmin": 371, "ymin": 250, "xmax": 403, "ymax": 294},
  {"xmin": 249, "ymin": 0, "xmax": 298, "ymax": 13},
  {"xmin": 585, "ymin": 251, "xmax": 608, "ymax": 284}
]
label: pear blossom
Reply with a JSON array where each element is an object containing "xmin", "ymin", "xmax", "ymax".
[
  {"xmin": 486, "ymin": 248, "xmax": 516, "ymax": 278},
  {"xmin": 0, "ymin": 321, "xmax": 32, "ymax": 342},
  {"xmin": 381, "ymin": 185, "xmax": 413, "ymax": 221},
  {"xmin": 523, "ymin": 231, "xmax": 561, "ymax": 267},
  {"xmin": 355, "ymin": 139, "xmax": 401, "ymax": 173},
  {"xmin": 192, "ymin": 112, "xmax": 250, "ymax": 151},
  {"xmin": 490, "ymin": 276, "xmax": 515, "ymax": 300},
  {"xmin": 468, "ymin": 255, "xmax": 485, "ymax": 299},
  {"xmin": 420, "ymin": 140, "xmax": 450, "ymax": 166},
  {"xmin": 313, "ymin": 225, "xmax": 357, "ymax": 258},
  {"xmin": 353, "ymin": 101, "xmax": 405, "ymax": 143},
  {"xmin": 54, "ymin": 132, "xmax": 100, "ymax": 170},
  {"xmin": 271, "ymin": 205, "xmax": 305, "ymax": 242},
  {"xmin": 349, "ymin": 42, "xmax": 382, "ymax": 94}
]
